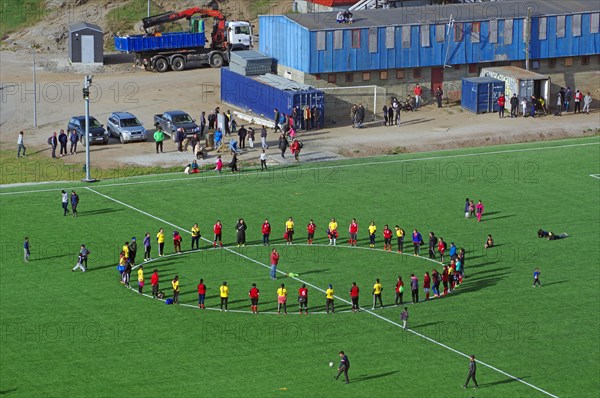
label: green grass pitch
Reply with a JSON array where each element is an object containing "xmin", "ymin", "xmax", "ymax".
[{"xmin": 1, "ymin": 137, "xmax": 598, "ymax": 397}]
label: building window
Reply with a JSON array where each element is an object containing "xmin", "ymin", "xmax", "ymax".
[
  {"xmin": 582, "ymin": 56, "xmax": 590, "ymax": 65},
  {"xmin": 413, "ymin": 68, "xmax": 422, "ymax": 79},
  {"xmin": 503, "ymin": 19, "xmax": 513, "ymax": 45},
  {"xmin": 385, "ymin": 26, "xmax": 395, "ymax": 49},
  {"xmin": 420, "ymin": 25, "xmax": 430, "ymax": 47},
  {"xmin": 368, "ymin": 28, "xmax": 378, "ymax": 53},
  {"xmin": 572, "ymin": 14, "xmax": 582, "ymax": 37},
  {"xmin": 471, "ymin": 22, "xmax": 480, "ymax": 43},
  {"xmin": 557, "ymin": 15, "xmax": 566, "ymax": 38},
  {"xmin": 454, "ymin": 23, "xmax": 463, "ymax": 42},
  {"xmin": 548, "ymin": 59, "xmax": 556, "ymax": 68},
  {"xmin": 436, "ymin": 24, "xmax": 445, "ymax": 42},
  {"xmin": 328, "ymin": 74, "xmax": 336, "ymax": 84},
  {"xmin": 489, "ymin": 20, "xmax": 498, "ymax": 43},
  {"xmin": 316, "ymin": 31, "xmax": 326, "ymax": 51},
  {"xmin": 469, "ymin": 64, "xmax": 477, "ymax": 74},
  {"xmin": 539, "ymin": 17, "xmax": 547, "ymax": 40},
  {"xmin": 564, "ymin": 57, "xmax": 574, "ymax": 67},
  {"xmin": 334, "ymin": 30, "xmax": 343, "ymax": 49},
  {"xmin": 592, "ymin": 13, "xmax": 599, "ymax": 34},
  {"xmin": 345, "ymin": 73, "xmax": 354, "ymax": 82},
  {"xmin": 402, "ymin": 25, "xmax": 411, "ymax": 48},
  {"xmin": 396, "ymin": 69, "xmax": 405, "ymax": 79},
  {"xmin": 362, "ymin": 72, "xmax": 371, "ymax": 81},
  {"xmin": 380, "ymin": 70, "xmax": 388, "ymax": 80},
  {"xmin": 352, "ymin": 29, "xmax": 360, "ymax": 48}
]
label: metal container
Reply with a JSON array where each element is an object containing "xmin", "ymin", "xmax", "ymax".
[
  {"xmin": 461, "ymin": 77, "xmax": 506, "ymax": 114},
  {"xmin": 114, "ymin": 31, "xmax": 206, "ymax": 53}
]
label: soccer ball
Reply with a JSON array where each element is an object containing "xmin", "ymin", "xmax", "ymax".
[{"xmin": 329, "ymin": 362, "xmax": 334, "ymax": 367}]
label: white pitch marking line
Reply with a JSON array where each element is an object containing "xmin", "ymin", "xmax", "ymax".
[
  {"xmin": 89, "ymin": 187, "xmax": 559, "ymax": 398},
  {"xmin": 589, "ymin": 174, "xmax": 600, "ymax": 179},
  {"xmin": 2, "ymin": 141, "xmax": 598, "ymax": 196}
]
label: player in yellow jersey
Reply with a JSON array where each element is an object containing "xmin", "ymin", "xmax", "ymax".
[
  {"xmin": 328, "ymin": 218, "xmax": 338, "ymax": 245},
  {"xmin": 220, "ymin": 281, "xmax": 229, "ymax": 311},
  {"xmin": 277, "ymin": 283, "xmax": 288, "ymax": 315},
  {"xmin": 372, "ymin": 278, "xmax": 383, "ymax": 309},
  {"xmin": 156, "ymin": 228, "xmax": 165, "ymax": 256},
  {"xmin": 191, "ymin": 223, "xmax": 201, "ymax": 250},
  {"xmin": 137, "ymin": 265, "xmax": 144, "ymax": 294},
  {"xmin": 285, "ymin": 217, "xmax": 295, "ymax": 244},
  {"xmin": 368, "ymin": 221, "xmax": 377, "ymax": 248},
  {"xmin": 325, "ymin": 284, "xmax": 335, "ymax": 314}
]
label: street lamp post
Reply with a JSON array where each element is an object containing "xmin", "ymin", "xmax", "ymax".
[
  {"xmin": 82, "ymin": 75, "xmax": 96, "ymax": 183},
  {"xmin": 148, "ymin": 0, "xmax": 151, "ymax": 17},
  {"xmin": 30, "ymin": 45, "xmax": 38, "ymax": 128}
]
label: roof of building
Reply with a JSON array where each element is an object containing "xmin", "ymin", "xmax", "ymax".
[
  {"xmin": 282, "ymin": 0, "xmax": 600, "ymax": 31},
  {"xmin": 69, "ymin": 22, "xmax": 103, "ymax": 33}
]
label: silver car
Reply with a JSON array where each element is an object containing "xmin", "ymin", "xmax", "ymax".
[{"xmin": 107, "ymin": 112, "xmax": 148, "ymax": 143}]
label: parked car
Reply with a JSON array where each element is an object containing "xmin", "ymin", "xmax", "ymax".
[
  {"xmin": 67, "ymin": 116, "xmax": 108, "ymax": 145},
  {"xmin": 153, "ymin": 110, "xmax": 200, "ymax": 139},
  {"xmin": 107, "ymin": 112, "xmax": 148, "ymax": 143}
]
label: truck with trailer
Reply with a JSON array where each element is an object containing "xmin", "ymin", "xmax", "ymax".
[{"xmin": 114, "ymin": 7, "xmax": 252, "ymax": 72}]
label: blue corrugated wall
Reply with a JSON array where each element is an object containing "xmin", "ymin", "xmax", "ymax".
[{"xmin": 260, "ymin": 14, "xmax": 600, "ymax": 74}]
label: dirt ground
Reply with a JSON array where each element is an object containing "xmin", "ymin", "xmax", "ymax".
[{"xmin": 1, "ymin": 51, "xmax": 599, "ymax": 171}]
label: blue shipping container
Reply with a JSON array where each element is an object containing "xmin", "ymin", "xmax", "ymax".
[
  {"xmin": 461, "ymin": 77, "xmax": 506, "ymax": 114},
  {"xmin": 114, "ymin": 30, "xmax": 206, "ymax": 53},
  {"xmin": 220, "ymin": 68, "xmax": 325, "ymax": 127}
]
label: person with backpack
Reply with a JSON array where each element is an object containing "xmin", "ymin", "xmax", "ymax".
[{"xmin": 49, "ymin": 132, "xmax": 58, "ymax": 158}]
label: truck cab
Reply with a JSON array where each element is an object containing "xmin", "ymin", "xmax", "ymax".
[{"xmin": 226, "ymin": 21, "xmax": 252, "ymax": 50}]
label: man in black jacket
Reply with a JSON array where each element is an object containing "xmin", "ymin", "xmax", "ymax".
[
  {"xmin": 463, "ymin": 355, "xmax": 479, "ymax": 389},
  {"xmin": 510, "ymin": 93, "xmax": 519, "ymax": 118}
]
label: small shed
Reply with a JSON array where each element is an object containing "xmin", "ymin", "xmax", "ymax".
[
  {"xmin": 69, "ymin": 22, "xmax": 103, "ymax": 64},
  {"xmin": 461, "ymin": 77, "xmax": 506, "ymax": 114}
]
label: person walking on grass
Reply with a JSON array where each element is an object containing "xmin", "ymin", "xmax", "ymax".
[
  {"xmin": 476, "ymin": 200, "xmax": 484, "ymax": 222},
  {"xmin": 463, "ymin": 355, "xmax": 479, "ymax": 389},
  {"xmin": 70, "ymin": 191, "xmax": 79, "ymax": 217},
  {"xmin": 372, "ymin": 278, "xmax": 383, "ymax": 309},
  {"xmin": 17, "ymin": 131, "xmax": 26, "ymax": 158},
  {"xmin": 72, "ymin": 244, "xmax": 89, "ymax": 272},
  {"xmin": 278, "ymin": 133, "xmax": 289, "ymax": 158},
  {"xmin": 249, "ymin": 283, "xmax": 260, "ymax": 314},
  {"xmin": 61, "ymin": 190, "xmax": 70, "ymax": 216},
  {"xmin": 334, "ymin": 351, "xmax": 350, "ymax": 384},
  {"xmin": 464, "ymin": 198, "xmax": 470, "ymax": 219},
  {"xmin": 172, "ymin": 275, "xmax": 180, "ymax": 304},
  {"xmin": 151, "ymin": 269, "xmax": 159, "ymax": 299},
  {"xmin": 533, "ymin": 268, "xmax": 541, "ymax": 287},
  {"xmin": 277, "ymin": 283, "xmax": 287, "ymax": 315},
  {"xmin": 23, "ymin": 237, "xmax": 30, "ymax": 263},
  {"xmin": 137, "ymin": 265, "xmax": 144, "ymax": 294},
  {"xmin": 400, "ymin": 307, "xmax": 409, "ymax": 329}
]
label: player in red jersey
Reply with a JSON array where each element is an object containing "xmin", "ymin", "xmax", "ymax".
[
  {"xmin": 349, "ymin": 282, "xmax": 360, "ymax": 312},
  {"xmin": 197, "ymin": 278, "xmax": 206, "ymax": 309},
  {"xmin": 298, "ymin": 283, "xmax": 308, "ymax": 314},
  {"xmin": 438, "ymin": 237, "xmax": 447, "ymax": 263},
  {"xmin": 348, "ymin": 218, "xmax": 358, "ymax": 246},
  {"xmin": 261, "ymin": 219, "xmax": 271, "ymax": 246},
  {"xmin": 383, "ymin": 225, "xmax": 393, "ymax": 251},
  {"xmin": 249, "ymin": 283, "xmax": 260, "ymax": 314},
  {"xmin": 213, "ymin": 220, "xmax": 223, "ymax": 248},
  {"xmin": 307, "ymin": 219, "xmax": 316, "ymax": 245},
  {"xmin": 423, "ymin": 271, "xmax": 431, "ymax": 300}
]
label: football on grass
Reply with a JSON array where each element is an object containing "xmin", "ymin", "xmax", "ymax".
[{"xmin": 329, "ymin": 362, "xmax": 334, "ymax": 367}]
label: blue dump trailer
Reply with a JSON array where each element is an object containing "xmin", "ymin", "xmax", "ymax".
[
  {"xmin": 114, "ymin": 32, "xmax": 206, "ymax": 53},
  {"xmin": 221, "ymin": 67, "xmax": 325, "ymax": 128},
  {"xmin": 461, "ymin": 77, "xmax": 506, "ymax": 114}
]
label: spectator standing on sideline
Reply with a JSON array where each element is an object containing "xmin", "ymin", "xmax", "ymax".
[
  {"xmin": 69, "ymin": 129, "xmax": 79, "ymax": 154},
  {"xmin": 156, "ymin": 228, "xmax": 165, "ymax": 257},
  {"xmin": 435, "ymin": 87, "xmax": 444, "ymax": 108},
  {"xmin": 208, "ymin": 111, "xmax": 216, "ymax": 130},
  {"xmin": 70, "ymin": 191, "xmax": 79, "ymax": 217},
  {"xmin": 61, "ymin": 190, "xmax": 70, "ymax": 216},
  {"xmin": 175, "ymin": 128, "xmax": 185, "ymax": 152},
  {"xmin": 261, "ymin": 219, "xmax": 271, "ymax": 245},
  {"xmin": 410, "ymin": 273, "xmax": 419, "ymax": 303},
  {"xmin": 583, "ymin": 92, "xmax": 592, "ymax": 114},
  {"xmin": 476, "ymin": 200, "xmax": 484, "ymax": 222},
  {"xmin": 400, "ymin": 307, "xmax": 409, "ymax": 329},
  {"xmin": 198, "ymin": 279, "xmax": 206, "ymax": 309},
  {"xmin": 151, "ymin": 269, "xmax": 159, "ymax": 299},
  {"xmin": 247, "ymin": 127, "xmax": 255, "ymax": 149},
  {"xmin": 413, "ymin": 83, "xmax": 422, "ymax": 109},
  {"xmin": 349, "ymin": 282, "xmax": 360, "ymax": 312},
  {"xmin": 395, "ymin": 276, "xmax": 404, "ymax": 305},
  {"xmin": 533, "ymin": 268, "xmax": 541, "ymax": 287},
  {"xmin": 497, "ymin": 93, "xmax": 506, "ymax": 118},
  {"xmin": 564, "ymin": 87, "xmax": 572, "ymax": 112},
  {"xmin": 17, "ymin": 131, "xmax": 26, "ymax": 158},
  {"xmin": 260, "ymin": 149, "xmax": 268, "ymax": 171},
  {"xmin": 298, "ymin": 283, "xmax": 308, "ymax": 314},
  {"xmin": 237, "ymin": 125, "xmax": 247, "ymax": 149},
  {"xmin": 463, "ymin": 355, "xmax": 479, "ymax": 389},
  {"xmin": 58, "ymin": 130, "xmax": 68, "ymax": 156},
  {"xmin": 23, "ymin": 237, "xmax": 30, "ymax": 262},
  {"xmin": 49, "ymin": 132, "xmax": 58, "ymax": 158},
  {"xmin": 270, "ymin": 248, "xmax": 279, "ymax": 280},
  {"xmin": 128, "ymin": 237, "xmax": 137, "ymax": 266},
  {"xmin": 143, "ymin": 232, "xmax": 151, "ymax": 261},
  {"xmin": 260, "ymin": 125, "xmax": 268, "ymax": 149},
  {"xmin": 137, "ymin": 265, "xmax": 144, "ymax": 294},
  {"xmin": 154, "ymin": 126, "xmax": 165, "ymax": 154},
  {"xmin": 521, "ymin": 97, "xmax": 528, "ymax": 116},
  {"xmin": 172, "ymin": 275, "xmax": 180, "ymax": 304},
  {"xmin": 277, "ymin": 283, "xmax": 287, "ymax": 315},
  {"xmin": 387, "ymin": 103, "xmax": 394, "ymax": 126},
  {"xmin": 335, "ymin": 351, "xmax": 350, "ymax": 384},
  {"xmin": 199, "ymin": 111, "xmax": 206, "ymax": 136},
  {"xmin": 510, "ymin": 93, "xmax": 519, "ymax": 117},
  {"xmin": 325, "ymin": 284, "xmax": 335, "ymax": 314},
  {"xmin": 249, "ymin": 283, "xmax": 260, "ymax": 314},
  {"xmin": 574, "ymin": 90, "xmax": 583, "ymax": 114},
  {"xmin": 372, "ymin": 278, "xmax": 383, "ymax": 309},
  {"xmin": 382, "ymin": 104, "xmax": 388, "ymax": 125}
]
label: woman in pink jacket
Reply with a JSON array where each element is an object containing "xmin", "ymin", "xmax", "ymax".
[{"xmin": 476, "ymin": 200, "xmax": 484, "ymax": 222}]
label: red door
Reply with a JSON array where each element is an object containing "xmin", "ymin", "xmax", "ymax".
[{"xmin": 431, "ymin": 67, "xmax": 444, "ymax": 94}]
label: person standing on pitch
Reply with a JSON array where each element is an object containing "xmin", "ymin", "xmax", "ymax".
[
  {"xmin": 533, "ymin": 268, "xmax": 541, "ymax": 287},
  {"xmin": 277, "ymin": 283, "xmax": 287, "ymax": 315},
  {"xmin": 410, "ymin": 273, "xmax": 419, "ymax": 303},
  {"xmin": 191, "ymin": 223, "xmax": 201, "ymax": 250},
  {"xmin": 463, "ymin": 355, "xmax": 479, "ymax": 389},
  {"xmin": 72, "ymin": 244, "xmax": 89, "ymax": 272},
  {"xmin": 261, "ymin": 219, "xmax": 271, "ymax": 245},
  {"xmin": 151, "ymin": 269, "xmax": 159, "ymax": 299},
  {"xmin": 400, "ymin": 307, "xmax": 409, "ymax": 329},
  {"xmin": 23, "ymin": 237, "xmax": 30, "ymax": 262},
  {"xmin": 249, "ymin": 283, "xmax": 260, "ymax": 314},
  {"xmin": 197, "ymin": 278, "xmax": 206, "ymax": 309},
  {"xmin": 70, "ymin": 190, "xmax": 79, "ymax": 217},
  {"xmin": 128, "ymin": 237, "xmax": 137, "ymax": 266},
  {"xmin": 298, "ymin": 283, "xmax": 308, "ymax": 314},
  {"xmin": 349, "ymin": 282, "xmax": 360, "ymax": 312},
  {"xmin": 156, "ymin": 228, "xmax": 165, "ymax": 257},
  {"xmin": 143, "ymin": 232, "xmax": 152, "ymax": 261},
  {"xmin": 17, "ymin": 131, "xmax": 26, "ymax": 158},
  {"xmin": 270, "ymin": 248, "xmax": 279, "ymax": 280},
  {"xmin": 172, "ymin": 275, "xmax": 180, "ymax": 304},
  {"xmin": 137, "ymin": 265, "xmax": 144, "ymax": 294},
  {"xmin": 372, "ymin": 278, "xmax": 383, "ymax": 309},
  {"xmin": 395, "ymin": 276, "xmax": 404, "ymax": 305},
  {"xmin": 335, "ymin": 351, "xmax": 350, "ymax": 384},
  {"xmin": 219, "ymin": 281, "xmax": 229, "ymax": 311},
  {"xmin": 325, "ymin": 284, "xmax": 335, "ymax": 314},
  {"xmin": 61, "ymin": 190, "xmax": 69, "ymax": 216}
]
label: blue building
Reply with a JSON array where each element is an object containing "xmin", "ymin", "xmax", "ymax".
[{"xmin": 259, "ymin": 0, "xmax": 600, "ymax": 108}]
